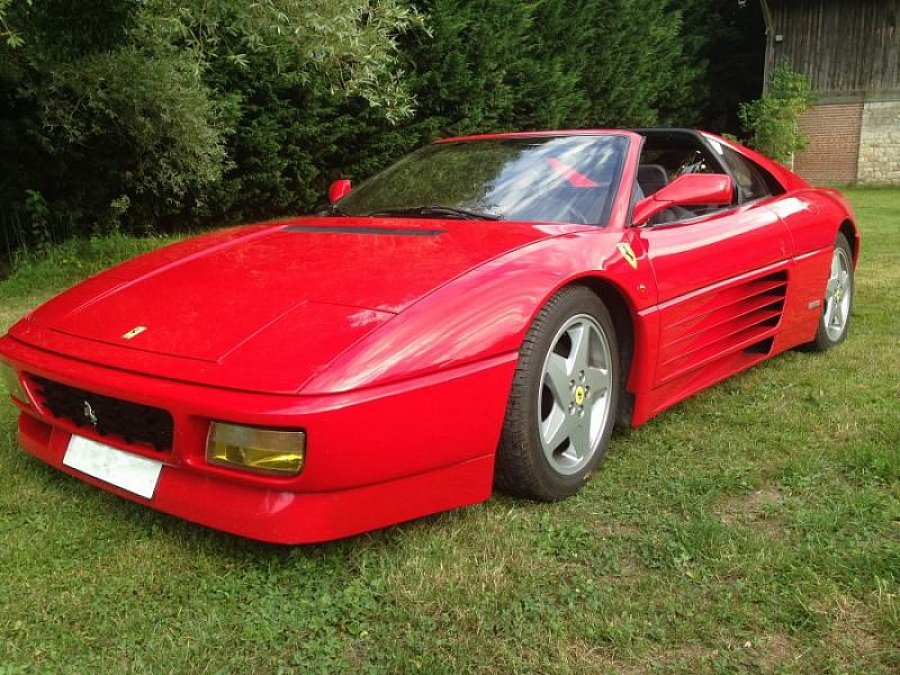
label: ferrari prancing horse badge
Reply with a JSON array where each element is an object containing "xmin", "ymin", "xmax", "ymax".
[
  {"xmin": 122, "ymin": 325, "xmax": 147, "ymax": 340},
  {"xmin": 617, "ymin": 243, "xmax": 638, "ymax": 269}
]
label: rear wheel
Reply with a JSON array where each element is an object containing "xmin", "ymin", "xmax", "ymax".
[
  {"xmin": 495, "ymin": 286, "xmax": 619, "ymax": 501},
  {"xmin": 808, "ymin": 232, "xmax": 854, "ymax": 351}
]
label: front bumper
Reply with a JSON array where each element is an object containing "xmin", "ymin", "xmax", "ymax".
[{"xmin": 1, "ymin": 335, "xmax": 516, "ymax": 543}]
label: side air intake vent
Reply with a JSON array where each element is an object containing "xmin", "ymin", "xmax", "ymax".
[{"xmin": 659, "ymin": 271, "xmax": 788, "ymax": 382}]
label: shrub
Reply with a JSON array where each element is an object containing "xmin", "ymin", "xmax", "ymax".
[{"xmin": 739, "ymin": 60, "xmax": 816, "ymax": 164}]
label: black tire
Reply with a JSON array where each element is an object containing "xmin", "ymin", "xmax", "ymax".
[
  {"xmin": 806, "ymin": 232, "xmax": 854, "ymax": 351},
  {"xmin": 495, "ymin": 286, "xmax": 620, "ymax": 501}
]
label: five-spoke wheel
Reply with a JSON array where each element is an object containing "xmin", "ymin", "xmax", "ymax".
[
  {"xmin": 809, "ymin": 232, "xmax": 854, "ymax": 351},
  {"xmin": 495, "ymin": 286, "xmax": 619, "ymax": 501},
  {"xmin": 538, "ymin": 314, "xmax": 613, "ymax": 476},
  {"xmin": 823, "ymin": 242, "xmax": 852, "ymax": 341}
]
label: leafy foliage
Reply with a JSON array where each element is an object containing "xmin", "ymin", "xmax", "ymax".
[
  {"xmin": 568, "ymin": 0, "xmax": 702, "ymax": 127},
  {"xmin": 1, "ymin": 0, "xmax": 768, "ymax": 258},
  {"xmin": 0, "ymin": 0, "xmax": 423, "ymax": 252},
  {"xmin": 739, "ymin": 60, "xmax": 816, "ymax": 164},
  {"xmin": 0, "ymin": 0, "xmax": 21, "ymax": 47},
  {"xmin": 139, "ymin": 0, "xmax": 425, "ymax": 121}
]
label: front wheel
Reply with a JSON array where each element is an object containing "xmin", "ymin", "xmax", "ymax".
[
  {"xmin": 807, "ymin": 232, "xmax": 854, "ymax": 351},
  {"xmin": 495, "ymin": 286, "xmax": 620, "ymax": 501}
]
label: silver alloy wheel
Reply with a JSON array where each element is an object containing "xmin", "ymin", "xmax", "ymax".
[
  {"xmin": 537, "ymin": 314, "xmax": 613, "ymax": 476},
  {"xmin": 824, "ymin": 245, "xmax": 852, "ymax": 341}
]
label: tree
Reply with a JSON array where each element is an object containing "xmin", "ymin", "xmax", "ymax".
[
  {"xmin": 0, "ymin": 0, "xmax": 422, "ymax": 251},
  {"xmin": 677, "ymin": 0, "xmax": 767, "ymax": 133},
  {"xmin": 3, "ymin": 0, "xmax": 757, "ymax": 259}
]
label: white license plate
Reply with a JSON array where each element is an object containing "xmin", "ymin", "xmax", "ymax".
[{"xmin": 63, "ymin": 435, "xmax": 162, "ymax": 499}]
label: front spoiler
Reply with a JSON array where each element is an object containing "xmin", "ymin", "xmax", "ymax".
[
  {"xmin": 18, "ymin": 411, "xmax": 493, "ymax": 544},
  {"xmin": 1, "ymin": 334, "xmax": 515, "ymax": 543}
]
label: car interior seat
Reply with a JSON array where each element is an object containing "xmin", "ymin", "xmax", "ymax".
[
  {"xmin": 637, "ymin": 164, "xmax": 668, "ymax": 195},
  {"xmin": 636, "ymin": 163, "xmax": 695, "ymax": 225}
]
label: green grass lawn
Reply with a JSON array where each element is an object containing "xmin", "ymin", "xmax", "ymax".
[{"xmin": 0, "ymin": 189, "xmax": 897, "ymax": 673}]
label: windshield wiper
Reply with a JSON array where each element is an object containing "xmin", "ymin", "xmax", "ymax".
[{"xmin": 367, "ymin": 205, "xmax": 501, "ymax": 221}]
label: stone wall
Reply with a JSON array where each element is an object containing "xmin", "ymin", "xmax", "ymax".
[
  {"xmin": 857, "ymin": 100, "xmax": 900, "ymax": 185},
  {"xmin": 794, "ymin": 103, "xmax": 864, "ymax": 184}
]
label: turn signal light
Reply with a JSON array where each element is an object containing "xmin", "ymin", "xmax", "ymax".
[{"xmin": 206, "ymin": 422, "xmax": 305, "ymax": 476}]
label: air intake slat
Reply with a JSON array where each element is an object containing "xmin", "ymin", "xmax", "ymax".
[
  {"xmin": 661, "ymin": 307, "xmax": 784, "ymax": 368},
  {"xmin": 664, "ymin": 295, "xmax": 787, "ymax": 349},
  {"xmin": 657, "ymin": 270, "xmax": 789, "ymax": 385},
  {"xmin": 666, "ymin": 277, "xmax": 788, "ymax": 332}
]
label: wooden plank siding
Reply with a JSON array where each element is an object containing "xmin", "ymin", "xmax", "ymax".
[
  {"xmin": 762, "ymin": 1, "xmax": 900, "ymax": 184},
  {"xmin": 764, "ymin": 0, "xmax": 900, "ymax": 97}
]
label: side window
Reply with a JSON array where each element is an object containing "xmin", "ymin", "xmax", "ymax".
[
  {"xmin": 719, "ymin": 147, "xmax": 779, "ymax": 203},
  {"xmin": 636, "ymin": 133, "xmax": 732, "ymax": 224},
  {"xmin": 639, "ymin": 147, "xmax": 718, "ymax": 186}
]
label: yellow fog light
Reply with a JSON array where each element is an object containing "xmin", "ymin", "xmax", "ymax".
[
  {"xmin": 1, "ymin": 362, "xmax": 29, "ymax": 405},
  {"xmin": 206, "ymin": 422, "xmax": 306, "ymax": 476}
]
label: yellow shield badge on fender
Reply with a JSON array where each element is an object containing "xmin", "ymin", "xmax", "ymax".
[
  {"xmin": 617, "ymin": 243, "xmax": 638, "ymax": 269},
  {"xmin": 122, "ymin": 326, "xmax": 147, "ymax": 340}
]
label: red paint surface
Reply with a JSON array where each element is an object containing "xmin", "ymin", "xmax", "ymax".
[
  {"xmin": 633, "ymin": 173, "xmax": 733, "ymax": 225},
  {"xmin": 0, "ymin": 129, "xmax": 859, "ymax": 543}
]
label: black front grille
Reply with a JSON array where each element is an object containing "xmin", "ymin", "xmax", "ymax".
[{"xmin": 31, "ymin": 376, "xmax": 174, "ymax": 452}]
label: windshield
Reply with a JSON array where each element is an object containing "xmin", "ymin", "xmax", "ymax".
[{"xmin": 336, "ymin": 135, "xmax": 628, "ymax": 225}]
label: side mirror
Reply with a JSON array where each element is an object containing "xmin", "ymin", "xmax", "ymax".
[
  {"xmin": 633, "ymin": 173, "xmax": 733, "ymax": 226},
  {"xmin": 328, "ymin": 179, "xmax": 352, "ymax": 204}
]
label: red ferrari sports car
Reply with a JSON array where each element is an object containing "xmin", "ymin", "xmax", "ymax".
[{"xmin": 0, "ymin": 129, "xmax": 858, "ymax": 543}]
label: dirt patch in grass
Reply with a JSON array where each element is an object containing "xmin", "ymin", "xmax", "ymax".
[
  {"xmin": 592, "ymin": 520, "xmax": 639, "ymax": 537},
  {"xmin": 655, "ymin": 635, "xmax": 800, "ymax": 672},
  {"xmin": 565, "ymin": 640, "xmax": 623, "ymax": 671},
  {"xmin": 821, "ymin": 596, "xmax": 887, "ymax": 670},
  {"xmin": 750, "ymin": 632, "xmax": 801, "ymax": 672},
  {"xmin": 570, "ymin": 633, "xmax": 801, "ymax": 673},
  {"xmin": 716, "ymin": 486, "xmax": 786, "ymax": 539},
  {"xmin": 646, "ymin": 644, "xmax": 719, "ymax": 671}
]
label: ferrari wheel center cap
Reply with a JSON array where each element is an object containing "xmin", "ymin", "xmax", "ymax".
[{"xmin": 574, "ymin": 385, "xmax": 586, "ymax": 406}]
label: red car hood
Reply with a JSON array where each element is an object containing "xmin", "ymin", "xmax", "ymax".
[{"xmin": 12, "ymin": 216, "xmax": 572, "ymax": 394}]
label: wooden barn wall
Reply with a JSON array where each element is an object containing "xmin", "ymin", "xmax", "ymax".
[{"xmin": 767, "ymin": 0, "xmax": 900, "ymax": 96}]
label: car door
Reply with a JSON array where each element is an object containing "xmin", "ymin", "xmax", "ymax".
[{"xmin": 631, "ymin": 177, "xmax": 793, "ymax": 390}]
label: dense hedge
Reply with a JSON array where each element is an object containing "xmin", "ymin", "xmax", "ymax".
[{"xmin": 0, "ymin": 0, "xmax": 764, "ymax": 255}]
